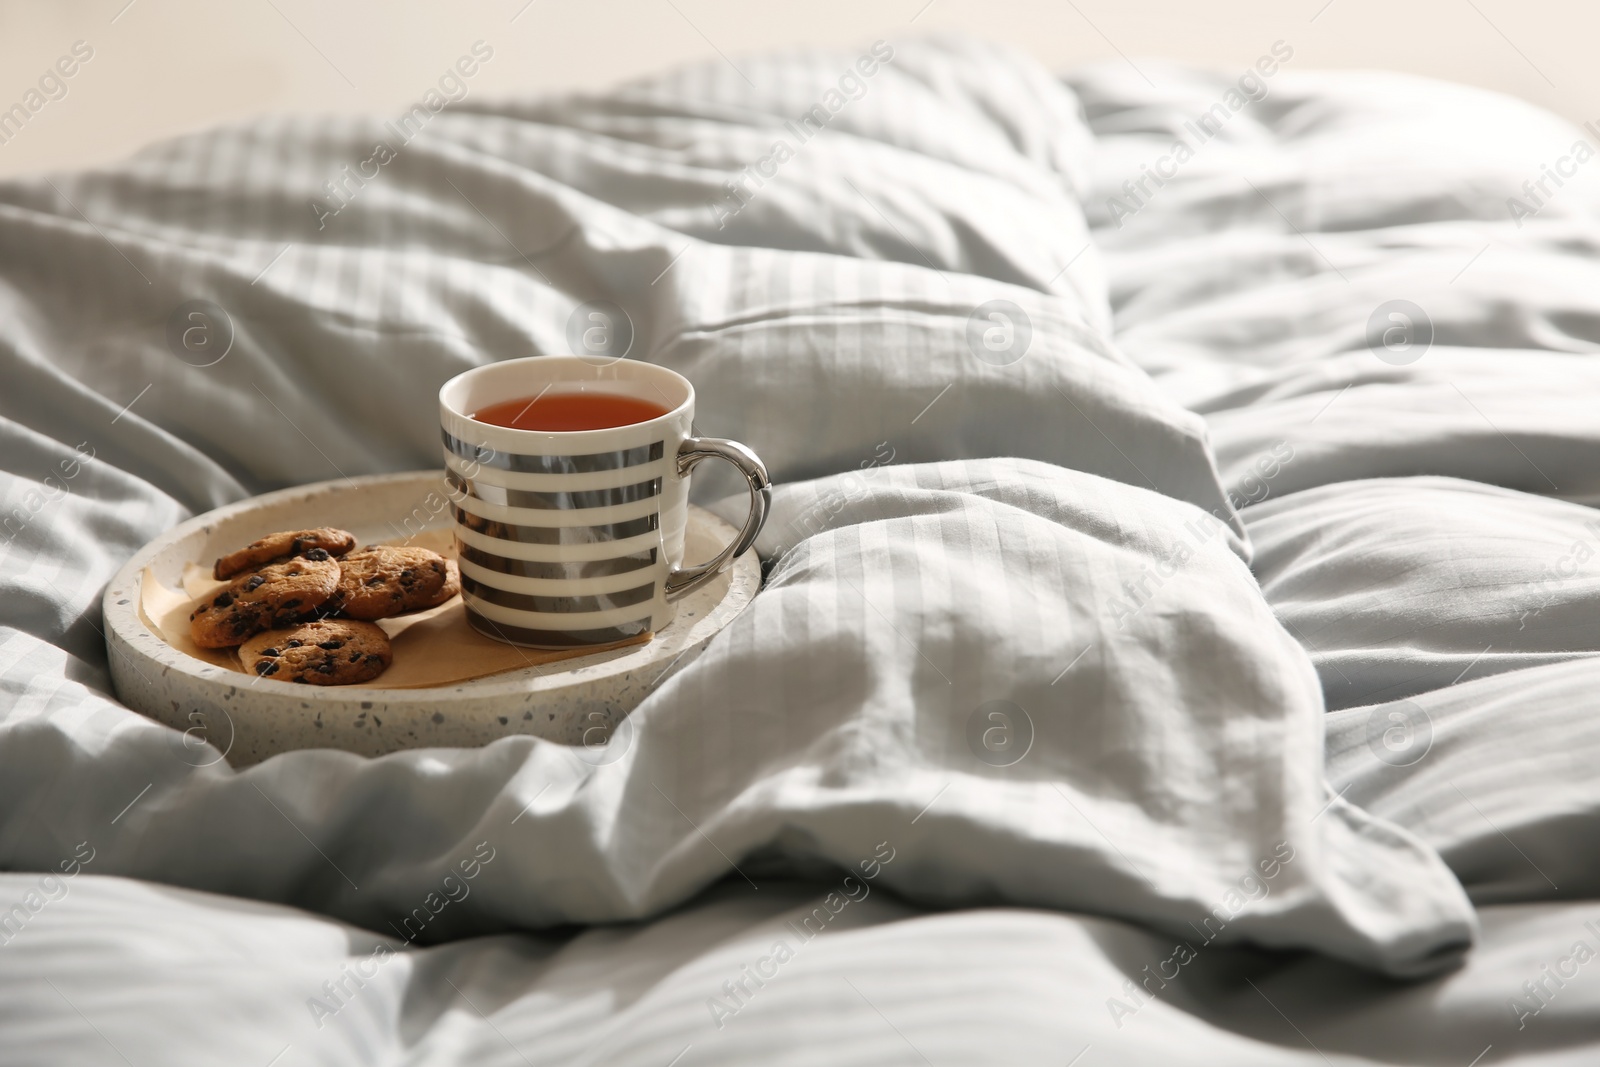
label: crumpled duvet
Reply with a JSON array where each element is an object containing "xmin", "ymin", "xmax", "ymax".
[{"xmin": 2, "ymin": 34, "xmax": 1598, "ymax": 1067}]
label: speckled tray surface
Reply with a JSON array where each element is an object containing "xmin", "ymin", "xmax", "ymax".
[{"xmin": 102, "ymin": 471, "xmax": 761, "ymax": 766}]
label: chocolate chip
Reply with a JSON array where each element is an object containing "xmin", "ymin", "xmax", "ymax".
[
  {"xmin": 304, "ymin": 548, "xmax": 331, "ymax": 561},
  {"xmin": 259, "ymin": 648, "xmax": 280, "ymax": 657},
  {"xmin": 212, "ymin": 592, "xmax": 233, "ymax": 608},
  {"xmin": 286, "ymin": 639, "xmax": 303, "ymax": 648},
  {"xmin": 281, "ymin": 598, "xmax": 301, "ymax": 609},
  {"xmin": 364, "ymin": 575, "xmax": 384, "ymax": 586},
  {"xmin": 254, "ymin": 661, "xmax": 279, "ymax": 676},
  {"xmin": 349, "ymin": 651, "xmax": 361, "ymax": 662},
  {"xmin": 317, "ymin": 640, "xmax": 343, "ymax": 650},
  {"xmin": 316, "ymin": 661, "xmax": 335, "ymax": 674},
  {"xmin": 243, "ymin": 575, "xmax": 265, "ymax": 592},
  {"xmin": 364, "ymin": 654, "xmax": 383, "ymax": 665}
]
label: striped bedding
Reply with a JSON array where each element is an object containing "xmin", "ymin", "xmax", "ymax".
[{"xmin": 3, "ymin": 37, "xmax": 1600, "ymax": 1066}]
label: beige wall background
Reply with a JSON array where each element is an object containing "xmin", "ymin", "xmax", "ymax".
[{"xmin": 0, "ymin": 0, "xmax": 1594, "ymax": 178}]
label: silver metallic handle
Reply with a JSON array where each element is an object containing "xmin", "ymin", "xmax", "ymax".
[{"xmin": 665, "ymin": 436, "xmax": 771, "ymax": 599}]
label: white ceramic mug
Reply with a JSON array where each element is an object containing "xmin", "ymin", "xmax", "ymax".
[{"xmin": 439, "ymin": 357, "xmax": 770, "ymax": 648}]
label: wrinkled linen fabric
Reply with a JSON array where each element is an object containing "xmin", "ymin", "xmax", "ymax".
[
  {"xmin": 0, "ymin": 874, "xmax": 1585, "ymax": 1067},
  {"xmin": 1326, "ymin": 656, "xmax": 1600, "ymax": 906},
  {"xmin": 2, "ymin": 36, "xmax": 1597, "ymax": 1067},
  {"xmin": 1245, "ymin": 477, "xmax": 1600, "ymax": 710},
  {"xmin": 1069, "ymin": 61, "xmax": 1600, "ymax": 507}
]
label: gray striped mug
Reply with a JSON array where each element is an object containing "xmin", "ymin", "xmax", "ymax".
[{"xmin": 439, "ymin": 357, "xmax": 770, "ymax": 649}]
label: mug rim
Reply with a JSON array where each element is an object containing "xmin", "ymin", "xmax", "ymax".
[{"xmin": 439, "ymin": 356, "xmax": 694, "ymax": 439}]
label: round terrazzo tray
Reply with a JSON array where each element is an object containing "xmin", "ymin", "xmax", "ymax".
[{"xmin": 102, "ymin": 471, "xmax": 760, "ymax": 766}]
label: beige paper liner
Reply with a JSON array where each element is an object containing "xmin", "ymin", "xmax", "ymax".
[{"xmin": 138, "ymin": 527, "xmax": 649, "ymax": 689}]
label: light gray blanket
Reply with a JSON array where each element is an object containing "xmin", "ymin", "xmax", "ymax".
[{"xmin": 2, "ymin": 37, "xmax": 1598, "ymax": 1067}]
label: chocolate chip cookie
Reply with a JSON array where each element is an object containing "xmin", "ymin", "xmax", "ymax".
[
  {"xmin": 213, "ymin": 527, "xmax": 356, "ymax": 580},
  {"xmin": 327, "ymin": 546, "xmax": 460, "ymax": 620},
  {"xmin": 189, "ymin": 554, "xmax": 341, "ymax": 648},
  {"xmin": 239, "ymin": 619, "xmax": 392, "ymax": 685}
]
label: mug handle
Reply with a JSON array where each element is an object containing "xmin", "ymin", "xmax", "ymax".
[{"xmin": 665, "ymin": 437, "xmax": 772, "ymax": 598}]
